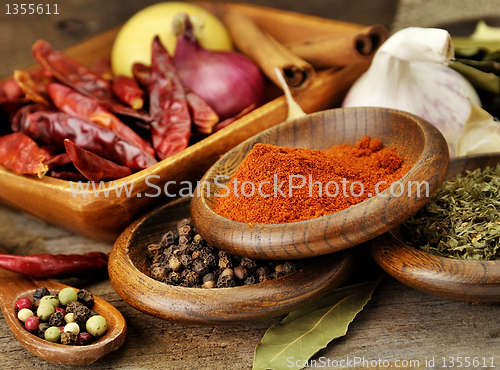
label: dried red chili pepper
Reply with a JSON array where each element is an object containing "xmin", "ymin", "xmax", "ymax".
[
  {"xmin": 32, "ymin": 39, "xmax": 114, "ymax": 101},
  {"xmin": 64, "ymin": 139, "xmax": 132, "ymax": 181},
  {"xmin": 13, "ymin": 69, "xmax": 54, "ymax": 106},
  {"xmin": 0, "ymin": 132, "xmax": 48, "ymax": 177},
  {"xmin": 31, "ymin": 40, "xmax": 151, "ymax": 122},
  {"xmin": 11, "ymin": 103, "xmax": 52, "ymax": 132},
  {"xmin": 149, "ymin": 36, "xmax": 191, "ymax": 160},
  {"xmin": 47, "ymin": 83, "xmax": 155, "ymax": 157},
  {"xmin": 186, "ymin": 91, "xmax": 218, "ymax": 134},
  {"xmin": 0, "ymin": 252, "xmax": 109, "ymax": 279},
  {"xmin": 213, "ymin": 104, "xmax": 255, "ymax": 133},
  {"xmin": 112, "ymin": 75, "xmax": 145, "ymax": 110},
  {"xmin": 132, "ymin": 63, "xmax": 152, "ymax": 90},
  {"xmin": 44, "ymin": 152, "xmax": 71, "ymax": 170},
  {"xmin": 49, "ymin": 169, "xmax": 86, "ymax": 181},
  {"xmin": 90, "ymin": 57, "xmax": 113, "ymax": 81},
  {"xmin": 23, "ymin": 111, "xmax": 157, "ymax": 171},
  {"xmin": 0, "ymin": 77, "xmax": 24, "ymax": 99}
]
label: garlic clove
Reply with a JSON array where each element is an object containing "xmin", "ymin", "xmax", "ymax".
[{"xmin": 458, "ymin": 99, "xmax": 500, "ymax": 156}]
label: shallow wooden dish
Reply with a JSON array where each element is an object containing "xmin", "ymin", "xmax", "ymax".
[
  {"xmin": 370, "ymin": 154, "xmax": 500, "ymax": 304},
  {"xmin": 0, "ymin": 249, "xmax": 127, "ymax": 365},
  {"xmin": 108, "ymin": 197, "xmax": 357, "ymax": 325},
  {"xmin": 0, "ymin": 1, "xmax": 369, "ymax": 243},
  {"xmin": 190, "ymin": 107, "xmax": 450, "ymax": 260}
]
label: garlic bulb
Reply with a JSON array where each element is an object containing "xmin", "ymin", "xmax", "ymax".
[
  {"xmin": 458, "ymin": 98, "xmax": 500, "ymax": 156},
  {"xmin": 342, "ymin": 27, "xmax": 481, "ymax": 157}
]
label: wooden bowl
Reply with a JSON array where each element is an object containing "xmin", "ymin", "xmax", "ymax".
[
  {"xmin": 108, "ymin": 197, "xmax": 357, "ymax": 325},
  {"xmin": 0, "ymin": 2, "xmax": 370, "ymax": 243},
  {"xmin": 190, "ymin": 107, "xmax": 450, "ymax": 260},
  {"xmin": 370, "ymin": 154, "xmax": 500, "ymax": 304}
]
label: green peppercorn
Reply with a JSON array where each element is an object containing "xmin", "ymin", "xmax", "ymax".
[
  {"xmin": 58, "ymin": 287, "xmax": 78, "ymax": 306},
  {"xmin": 44, "ymin": 326, "xmax": 61, "ymax": 343},
  {"xmin": 86, "ymin": 315, "xmax": 107, "ymax": 337},
  {"xmin": 37, "ymin": 303, "xmax": 55, "ymax": 322},
  {"xmin": 39, "ymin": 295, "xmax": 59, "ymax": 309}
]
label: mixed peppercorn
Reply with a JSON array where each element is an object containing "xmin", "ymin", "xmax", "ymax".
[
  {"xmin": 147, "ymin": 218, "xmax": 308, "ymax": 288},
  {"xmin": 15, "ymin": 287, "xmax": 107, "ymax": 345}
]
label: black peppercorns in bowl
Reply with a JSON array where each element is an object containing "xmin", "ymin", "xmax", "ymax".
[
  {"xmin": 109, "ymin": 197, "xmax": 358, "ymax": 325},
  {"xmin": 146, "ymin": 218, "xmax": 310, "ymax": 289}
]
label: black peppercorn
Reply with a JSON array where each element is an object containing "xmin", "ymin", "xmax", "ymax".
[
  {"xmin": 283, "ymin": 261, "xmax": 297, "ymax": 274},
  {"xmin": 33, "ymin": 287, "xmax": 50, "ymax": 302},
  {"xmin": 218, "ymin": 256, "xmax": 232, "ymax": 270},
  {"xmin": 152, "ymin": 253, "xmax": 167, "ymax": 265},
  {"xmin": 240, "ymin": 258, "xmax": 257, "ymax": 272},
  {"xmin": 192, "ymin": 260, "xmax": 209, "ymax": 276},
  {"xmin": 77, "ymin": 289, "xmax": 94, "ymax": 309},
  {"xmin": 244, "ymin": 276, "xmax": 256, "ymax": 285},
  {"xmin": 37, "ymin": 323, "xmax": 50, "ymax": 339},
  {"xmin": 180, "ymin": 254, "xmax": 193, "ymax": 269},
  {"xmin": 202, "ymin": 273, "xmax": 216, "ymax": 283},
  {"xmin": 168, "ymin": 256, "xmax": 182, "ymax": 272},
  {"xmin": 160, "ymin": 230, "xmax": 177, "ymax": 247},
  {"xmin": 178, "ymin": 235, "xmax": 191, "ymax": 245},
  {"xmin": 256, "ymin": 266, "xmax": 272, "ymax": 277},
  {"xmin": 48, "ymin": 311, "xmax": 65, "ymax": 327},
  {"xmin": 274, "ymin": 264, "xmax": 284, "ymax": 274},
  {"xmin": 180, "ymin": 269, "xmax": 200, "ymax": 286},
  {"xmin": 217, "ymin": 274, "xmax": 236, "ymax": 288},
  {"xmin": 151, "ymin": 265, "xmax": 168, "ymax": 281},
  {"xmin": 166, "ymin": 271, "xmax": 181, "ymax": 285},
  {"xmin": 61, "ymin": 331, "xmax": 78, "ymax": 345},
  {"xmin": 66, "ymin": 301, "xmax": 91, "ymax": 325},
  {"xmin": 234, "ymin": 266, "xmax": 248, "ymax": 280},
  {"xmin": 200, "ymin": 247, "xmax": 217, "ymax": 267},
  {"xmin": 147, "ymin": 243, "xmax": 163, "ymax": 258}
]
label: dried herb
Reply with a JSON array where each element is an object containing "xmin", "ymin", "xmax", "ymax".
[
  {"xmin": 403, "ymin": 165, "xmax": 500, "ymax": 260},
  {"xmin": 252, "ymin": 276, "xmax": 383, "ymax": 370}
]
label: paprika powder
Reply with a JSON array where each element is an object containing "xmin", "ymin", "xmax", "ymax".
[{"xmin": 214, "ymin": 136, "xmax": 407, "ymax": 224}]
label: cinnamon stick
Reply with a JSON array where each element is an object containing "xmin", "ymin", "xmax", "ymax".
[
  {"xmin": 286, "ymin": 24, "xmax": 388, "ymax": 70},
  {"xmin": 224, "ymin": 10, "xmax": 315, "ymax": 91}
]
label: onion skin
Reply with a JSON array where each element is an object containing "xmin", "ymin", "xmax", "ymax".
[{"xmin": 173, "ymin": 15, "xmax": 266, "ymax": 121}]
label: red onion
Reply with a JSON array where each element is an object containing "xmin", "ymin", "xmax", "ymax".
[{"xmin": 173, "ymin": 13, "xmax": 266, "ymax": 121}]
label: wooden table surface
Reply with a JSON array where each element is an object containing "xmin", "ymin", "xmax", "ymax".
[
  {"xmin": 2, "ymin": 1, "xmax": 500, "ymax": 369},
  {"xmin": 1, "ymin": 201, "xmax": 500, "ymax": 370}
]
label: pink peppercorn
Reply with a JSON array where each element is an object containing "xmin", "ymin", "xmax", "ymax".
[
  {"xmin": 55, "ymin": 307, "xmax": 66, "ymax": 317},
  {"xmin": 76, "ymin": 332, "xmax": 93, "ymax": 346},
  {"xmin": 15, "ymin": 297, "xmax": 33, "ymax": 311},
  {"xmin": 24, "ymin": 316, "xmax": 39, "ymax": 332}
]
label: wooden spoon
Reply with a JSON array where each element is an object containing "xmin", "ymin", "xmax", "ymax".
[{"xmin": 0, "ymin": 248, "xmax": 127, "ymax": 365}]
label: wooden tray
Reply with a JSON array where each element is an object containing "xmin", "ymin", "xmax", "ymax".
[{"xmin": 0, "ymin": 1, "xmax": 369, "ymax": 243}]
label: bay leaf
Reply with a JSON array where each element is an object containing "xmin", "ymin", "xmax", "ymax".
[{"xmin": 252, "ymin": 276, "xmax": 384, "ymax": 370}]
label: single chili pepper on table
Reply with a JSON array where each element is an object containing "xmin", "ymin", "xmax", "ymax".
[
  {"xmin": 0, "ymin": 132, "xmax": 48, "ymax": 177},
  {"xmin": 112, "ymin": 75, "xmax": 145, "ymax": 110},
  {"xmin": 47, "ymin": 82, "xmax": 155, "ymax": 157},
  {"xmin": 23, "ymin": 111, "xmax": 157, "ymax": 171},
  {"xmin": 64, "ymin": 139, "xmax": 132, "ymax": 181},
  {"xmin": 149, "ymin": 36, "xmax": 192, "ymax": 160},
  {"xmin": 31, "ymin": 39, "xmax": 151, "ymax": 122},
  {"xmin": 0, "ymin": 252, "xmax": 109, "ymax": 279}
]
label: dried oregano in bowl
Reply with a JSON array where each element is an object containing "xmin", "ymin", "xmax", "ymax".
[
  {"xmin": 146, "ymin": 219, "xmax": 310, "ymax": 288},
  {"xmin": 402, "ymin": 164, "xmax": 500, "ymax": 261}
]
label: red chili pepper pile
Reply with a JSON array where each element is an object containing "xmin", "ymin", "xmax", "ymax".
[{"xmin": 0, "ymin": 37, "xmax": 241, "ymax": 181}]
